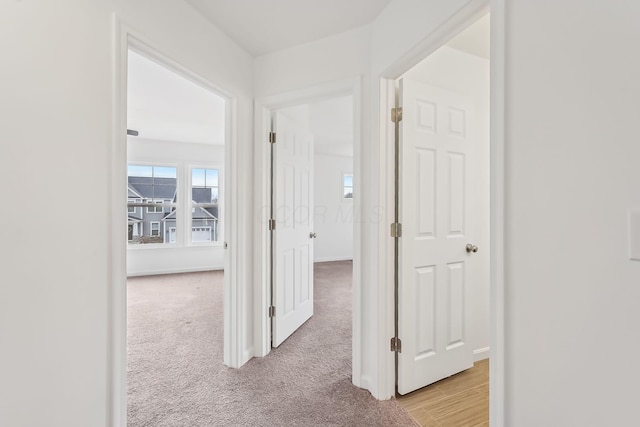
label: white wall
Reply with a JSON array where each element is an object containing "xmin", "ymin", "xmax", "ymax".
[
  {"xmin": 505, "ymin": 1, "xmax": 640, "ymax": 425},
  {"xmin": 127, "ymin": 138, "xmax": 225, "ymax": 275},
  {"xmin": 0, "ymin": 1, "xmax": 253, "ymax": 426},
  {"xmin": 314, "ymin": 153, "xmax": 354, "ymax": 262},
  {"xmin": 403, "ymin": 45, "xmax": 490, "ymax": 360},
  {"xmin": 253, "ymin": 26, "xmax": 371, "ymax": 98}
]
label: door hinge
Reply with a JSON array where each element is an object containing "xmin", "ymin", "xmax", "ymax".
[
  {"xmin": 268, "ymin": 306, "xmax": 276, "ymax": 318},
  {"xmin": 391, "ymin": 107, "xmax": 403, "ymax": 123},
  {"xmin": 269, "ymin": 131, "xmax": 276, "ymax": 144},
  {"xmin": 390, "ymin": 223, "xmax": 402, "ymax": 238},
  {"xmin": 268, "ymin": 219, "xmax": 276, "ymax": 231},
  {"xmin": 390, "ymin": 337, "xmax": 402, "ymax": 353}
]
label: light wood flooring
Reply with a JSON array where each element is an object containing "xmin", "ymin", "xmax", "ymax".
[{"xmin": 397, "ymin": 359, "xmax": 489, "ymax": 427}]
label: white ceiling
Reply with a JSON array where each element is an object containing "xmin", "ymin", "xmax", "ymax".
[
  {"xmin": 184, "ymin": 0, "xmax": 391, "ymax": 56},
  {"xmin": 127, "ymin": 50, "xmax": 226, "ymax": 145}
]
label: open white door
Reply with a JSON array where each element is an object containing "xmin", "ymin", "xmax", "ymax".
[
  {"xmin": 271, "ymin": 110, "xmax": 314, "ymax": 347},
  {"xmin": 397, "ymin": 79, "xmax": 477, "ymax": 395}
]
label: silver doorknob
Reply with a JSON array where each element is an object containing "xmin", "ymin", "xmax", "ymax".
[
  {"xmin": 466, "ymin": 244, "xmax": 478, "ymax": 253},
  {"xmin": 309, "ymin": 232, "xmax": 317, "ymax": 238}
]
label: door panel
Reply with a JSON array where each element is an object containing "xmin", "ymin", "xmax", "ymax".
[
  {"xmin": 272, "ymin": 111, "xmax": 314, "ymax": 348},
  {"xmin": 415, "ymin": 266, "xmax": 436, "ymax": 358},
  {"xmin": 398, "ymin": 79, "xmax": 475, "ymax": 395}
]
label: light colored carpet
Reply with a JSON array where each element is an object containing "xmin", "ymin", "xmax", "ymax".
[{"xmin": 127, "ymin": 261, "xmax": 417, "ymax": 426}]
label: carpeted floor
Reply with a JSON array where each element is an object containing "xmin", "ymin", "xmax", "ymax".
[{"xmin": 127, "ymin": 261, "xmax": 418, "ymax": 426}]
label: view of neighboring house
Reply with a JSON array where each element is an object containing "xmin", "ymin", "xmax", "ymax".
[
  {"xmin": 189, "ymin": 186, "xmax": 219, "ymax": 241},
  {"xmin": 127, "ymin": 165, "xmax": 219, "ymax": 244}
]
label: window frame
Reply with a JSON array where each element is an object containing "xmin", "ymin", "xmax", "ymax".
[
  {"xmin": 149, "ymin": 221, "xmax": 161, "ymax": 237},
  {"xmin": 127, "ymin": 161, "xmax": 225, "ymax": 248},
  {"xmin": 189, "ymin": 164, "xmax": 224, "ymax": 246},
  {"xmin": 146, "ymin": 200, "xmax": 165, "ymax": 214},
  {"xmin": 343, "ymin": 173, "xmax": 354, "ymax": 200},
  {"xmin": 127, "ymin": 163, "xmax": 178, "ymax": 247}
]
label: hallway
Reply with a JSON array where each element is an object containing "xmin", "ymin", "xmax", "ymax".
[{"xmin": 127, "ymin": 261, "xmax": 416, "ymax": 426}]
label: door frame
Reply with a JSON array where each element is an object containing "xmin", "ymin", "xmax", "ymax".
[
  {"xmin": 253, "ymin": 77, "xmax": 363, "ymax": 379},
  {"xmin": 110, "ymin": 17, "xmax": 239, "ymax": 426},
  {"xmin": 377, "ymin": 0, "xmax": 505, "ymax": 424}
]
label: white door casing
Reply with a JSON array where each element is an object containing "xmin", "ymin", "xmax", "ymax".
[
  {"xmin": 397, "ymin": 79, "xmax": 476, "ymax": 395},
  {"xmin": 272, "ymin": 111, "xmax": 314, "ymax": 347}
]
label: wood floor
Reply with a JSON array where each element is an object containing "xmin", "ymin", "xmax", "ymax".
[{"xmin": 397, "ymin": 359, "xmax": 489, "ymax": 427}]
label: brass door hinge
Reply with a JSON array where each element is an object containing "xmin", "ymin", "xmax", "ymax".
[
  {"xmin": 391, "ymin": 107, "xmax": 403, "ymax": 123},
  {"xmin": 390, "ymin": 223, "xmax": 402, "ymax": 238},
  {"xmin": 390, "ymin": 337, "xmax": 402, "ymax": 353},
  {"xmin": 268, "ymin": 306, "xmax": 276, "ymax": 318},
  {"xmin": 268, "ymin": 219, "xmax": 276, "ymax": 231},
  {"xmin": 269, "ymin": 132, "xmax": 276, "ymax": 144}
]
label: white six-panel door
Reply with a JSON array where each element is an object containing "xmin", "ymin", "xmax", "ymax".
[
  {"xmin": 397, "ymin": 79, "xmax": 476, "ymax": 395},
  {"xmin": 272, "ymin": 111, "xmax": 314, "ymax": 347}
]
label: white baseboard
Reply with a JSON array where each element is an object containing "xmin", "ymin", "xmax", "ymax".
[
  {"xmin": 126, "ymin": 266, "xmax": 223, "ymax": 277},
  {"xmin": 314, "ymin": 257, "xmax": 353, "ymax": 263},
  {"xmin": 474, "ymin": 347, "xmax": 490, "ymax": 362},
  {"xmin": 243, "ymin": 347, "xmax": 253, "ymax": 366},
  {"xmin": 357, "ymin": 375, "xmax": 371, "ymax": 391}
]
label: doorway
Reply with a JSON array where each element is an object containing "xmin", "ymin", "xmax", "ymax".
[
  {"xmin": 395, "ymin": 13, "xmax": 491, "ymax": 395},
  {"xmin": 126, "ymin": 47, "xmax": 227, "ymax": 275},
  {"xmin": 269, "ymin": 96, "xmax": 356, "ymax": 348},
  {"xmin": 254, "ymin": 79, "xmax": 362, "ymax": 380},
  {"xmin": 377, "ymin": 2, "xmax": 508, "ymax": 422},
  {"xmin": 390, "ymin": 10, "xmax": 492, "ymax": 425},
  {"xmin": 123, "ymin": 44, "xmax": 231, "ymax": 423}
]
